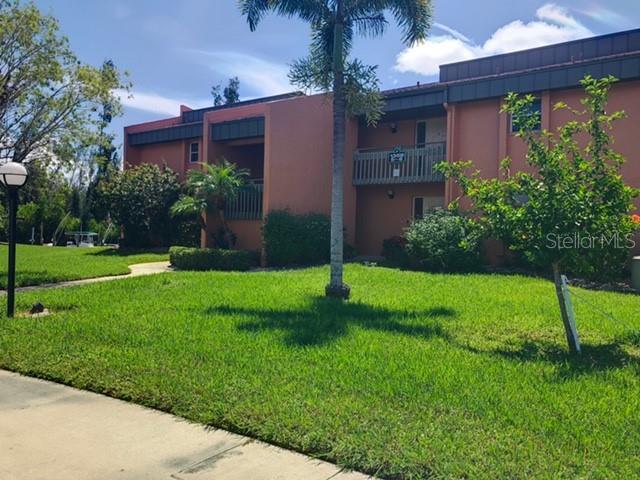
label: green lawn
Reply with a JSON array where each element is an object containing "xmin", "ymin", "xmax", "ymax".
[
  {"xmin": 0, "ymin": 265, "xmax": 638, "ymax": 479},
  {"xmin": 0, "ymin": 244, "xmax": 168, "ymax": 288}
]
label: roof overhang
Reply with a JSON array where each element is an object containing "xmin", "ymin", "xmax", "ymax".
[
  {"xmin": 128, "ymin": 122, "xmax": 202, "ymax": 146},
  {"xmin": 211, "ymin": 117, "xmax": 265, "ymax": 141}
]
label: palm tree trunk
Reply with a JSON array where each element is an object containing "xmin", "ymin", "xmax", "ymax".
[
  {"xmin": 217, "ymin": 207, "xmax": 234, "ymax": 249},
  {"xmin": 325, "ymin": 0, "xmax": 350, "ymax": 300}
]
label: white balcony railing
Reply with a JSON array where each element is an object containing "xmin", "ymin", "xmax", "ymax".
[
  {"xmin": 225, "ymin": 182, "xmax": 263, "ymax": 220},
  {"xmin": 353, "ymin": 142, "xmax": 446, "ymax": 185}
]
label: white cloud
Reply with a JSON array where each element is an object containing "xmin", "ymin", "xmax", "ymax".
[
  {"xmin": 115, "ymin": 89, "xmax": 210, "ymax": 116},
  {"xmin": 573, "ymin": 4, "xmax": 634, "ymax": 29},
  {"xmin": 182, "ymin": 50, "xmax": 292, "ymax": 98},
  {"xmin": 396, "ymin": 3, "xmax": 594, "ymax": 77},
  {"xmin": 433, "ymin": 22, "xmax": 471, "ymax": 43}
]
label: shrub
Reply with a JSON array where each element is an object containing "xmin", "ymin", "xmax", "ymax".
[
  {"xmin": 169, "ymin": 246, "xmax": 258, "ymax": 271},
  {"xmin": 97, "ymin": 164, "xmax": 181, "ymax": 248},
  {"xmin": 405, "ymin": 210, "xmax": 483, "ymax": 272},
  {"xmin": 382, "ymin": 236, "xmax": 409, "ymax": 267},
  {"xmin": 263, "ymin": 210, "xmax": 331, "ymax": 266},
  {"xmin": 172, "ymin": 217, "xmax": 200, "ymax": 248}
]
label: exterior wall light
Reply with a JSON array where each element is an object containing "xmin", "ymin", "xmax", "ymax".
[
  {"xmin": 0, "ymin": 162, "xmax": 29, "ymax": 317},
  {"xmin": 390, "ymin": 123, "xmax": 398, "ymax": 134},
  {"xmin": 387, "ymin": 189, "xmax": 395, "ymax": 199}
]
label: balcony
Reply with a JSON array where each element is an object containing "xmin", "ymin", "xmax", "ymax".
[
  {"xmin": 225, "ymin": 182, "xmax": 263, "ymax": 220},
  {"xmin": 352, "ymin": 142, "xmax": 446, "ymax": 186}
]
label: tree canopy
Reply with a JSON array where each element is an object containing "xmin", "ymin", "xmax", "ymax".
[
  {"xmin": 0, "ymin": 0, "xmax": 128, "ymax": 165},
  {"xmin": 211, "ymin": 77, "xmax": 241, "ymax": 106}
]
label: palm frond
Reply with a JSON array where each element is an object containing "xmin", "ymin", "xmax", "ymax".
[
  {"xmin": 352, "ymin": 13, "xmax": 387, "ymax": 38},
  {"xmin": 345, "ymin": 0, "xmax": 431, "ymax": 44},
  {"xmin": 238, "ymin": 0, "xmax": 270, "ymax": 31},
  {"xmin": 176, "ymin": 158, "xmax": 249, "ymax": 216},
  {"xmin": 170, "ymin": 195, "xmax": 204, "ymax": 217},
  {"xmin": 388, "ymin": 0, "xmax": 432, "ymax": 44},
  {"xmin": 238, "ymin": 0, "xmax": 329, "ymax": 31}
]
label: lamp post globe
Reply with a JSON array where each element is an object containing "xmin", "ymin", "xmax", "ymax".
[
  {"xmin": 0, "ymin": 162, "xmax": 28, "ymax": 188},
  {"xmin": 0, "ymin": 162, "xmax": 29, "ymax": 317}
]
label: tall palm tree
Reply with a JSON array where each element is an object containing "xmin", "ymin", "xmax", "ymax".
[
  {"xmin": 171, "ymin": 159, "xmax": 248, "ymax": 248},
  {"xmin": 239, "ymin": 0, "xmax": 432, "ymax": 299}
]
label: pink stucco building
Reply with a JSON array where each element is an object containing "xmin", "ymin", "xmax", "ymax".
[{"xmin": 124, "ymin": 28, "xmax": 640, "ymax": 260}]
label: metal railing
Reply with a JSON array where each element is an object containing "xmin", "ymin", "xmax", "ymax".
[
  {"xmin": 225, "ymin": 182, "xmax": 263, "ymax": 220},
  {"xmin": 352, "ymin": 142, "xmax": 446, "ymax": 185}
]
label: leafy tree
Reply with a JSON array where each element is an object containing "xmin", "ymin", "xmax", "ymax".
[
  {"xmin": 83, "ymin": 60, "xmax": 122, "ymax": 223},
  {"xmin": 439, "ymin": 76, "xmax": 639, "ymax": 353},
  {"xmin": 211, "ymin": 76, "xmax": 241, "ymax": 106},
  {"xmin": 0, "ymin": 155, "xmax": 69, "ymax": 243},
  {"xmin": 97, "ymin": 164, "xmax": 181, "ymax": 247},
  {"xmin": 171, "ymin": 160, "xmax": 248, "ymax": 248},
  {"xmin": 240, "ymin": 0, "xmax": 432, "ymax": 299},
  {"xmin": 0, "ymin": 1, "xmax": 127, "ymax": 165}
]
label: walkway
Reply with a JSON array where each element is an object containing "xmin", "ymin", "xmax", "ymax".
[
  {"xmin": 1, "ymin": 261, "xmax": 172, "ymax": 295},
  {"xmin": 0, "ymin": 370, "xmax": 371, "ymax": 480}
]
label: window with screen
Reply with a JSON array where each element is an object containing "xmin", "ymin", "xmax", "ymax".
[
  {"xmin": 189, "ymin": 142, "xmax": 199, "ymax": 163},
  {"xmin": 511, "ymin": 98, "xmax": 541, "ymax": 133},
  {"xmin": 413, "ymin": 197, "xmax": 425, "ymax": 220},
  {"xmin": 416, "ymin": 121, "xmax": 427, "ymax": 148}
]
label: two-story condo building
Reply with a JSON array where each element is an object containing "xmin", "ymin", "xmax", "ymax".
[{"xmin": 124, "ymin": 28, "xmax": 640, "ymax": 261}]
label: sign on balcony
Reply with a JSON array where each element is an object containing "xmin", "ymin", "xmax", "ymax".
[
  {"xmin": 388, "ymin": 147, "xmax": 406, "ymax": 164},
  {"xmin": 388, "ymin": 147, "xmax": 406, "ymax": 178}
]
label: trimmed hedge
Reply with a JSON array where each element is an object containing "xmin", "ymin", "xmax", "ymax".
[
  {"xmin": 169, "ymin": 246, "xmax": 259, "ymax": 271},
  {"xmin": 263, "ymin": 210, "xmax": 331, "ymax": 266}
]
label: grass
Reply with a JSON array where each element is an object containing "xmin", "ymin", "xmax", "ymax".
[
  {"xmin": 0, "ymin": 243, "xmax": 169, "ymax": 288},
  {"xmin": 0, "ymin": 264, "xmax": 638, "ymax": 479}
]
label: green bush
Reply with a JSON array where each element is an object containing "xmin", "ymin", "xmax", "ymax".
[
  {"xmin": 405, "ymin": 210, "xmax": 483, "ymax": 272},
  {"xmin": 169, "ymin": 246, "xmax": 258, "ymax": 271},
  {"xmin": 263, "ymin": 210, "xmax": 331, "ymax": 266},
  {"xmin": 382, "ymin": 236, "xmax": 409, "ymax": 267},
  {"xmin": 171, "ymin": 217, "xmax": 200, "ymax": 248}
]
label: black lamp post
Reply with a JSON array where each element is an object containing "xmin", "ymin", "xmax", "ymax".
[{"xmin": 0, "ymin": 162, "xmax": 28, "ymax": 317}]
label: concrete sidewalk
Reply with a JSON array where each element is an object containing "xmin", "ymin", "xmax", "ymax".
[
  {"xmin": 0, "ymin": 261, "xmax": 173, "ymax": 296},
  {"xmin": 0, "ymin": 370, "xmax": 371, "ymax": 480}
]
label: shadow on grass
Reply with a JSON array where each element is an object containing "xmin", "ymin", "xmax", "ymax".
[
  {"xmin": 464, "ymin": 339, "xmax": 639, "ymax": 378},
  {"xmin": 205, "ymin": 296, "xmax": 456, "ymax": 347}
]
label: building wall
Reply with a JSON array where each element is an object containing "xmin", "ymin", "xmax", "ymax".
[
  {"xmin": 264, "ymin": 93, "xmax": 358, "ymax": 244},
  {"xmin": 358, "ymin": 117, "xmax": 447, "ymax": 149},
  {"xmin": 125, "ymin": 139, "xmax": 201, "ymax": 179},
  {"xmin": 549, "ymin": 80, "xmax": 640, "ymax": 199},
  {"xmin": 228, "ymin": 220, "xmax": 262, "ymax": 251},
  {"xmin": 355, "ymin": 183, "xmax": 445, "ymax": 256},
  {"xmin": 445, "ymin": 79, "xmax": 640, "ymax": 261},
  {"xmin": 447, "ymin": 80, "xmax": 640, "ymax": 193}
]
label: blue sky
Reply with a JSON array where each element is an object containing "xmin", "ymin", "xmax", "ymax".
[{"xmin": 34, "ymin": 0, "xmax": 640, "ymax": 152}]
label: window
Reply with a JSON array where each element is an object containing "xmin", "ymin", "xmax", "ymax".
[
  {"xmin": 413, "ymin": 197, "xmax": 425, "ymax": 220},
  {"xmin": 413, "ymin": 196, "xmax": 445, "ymax": 220},
  {"xmin": 511, "ymin": 98, "xmax": 541, "ymax": 133},
  {"xmin": 189, "ymin": 142, "xmax": 199, "ymax": 163},
  {"xmin": 415, "ymin": 121, "xmax": 427, "ymax": 148}
]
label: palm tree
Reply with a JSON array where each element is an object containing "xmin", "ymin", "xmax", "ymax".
[
  {"xmin": 239, "ymin": 0, "xmax": 432, "ymax": 299},
  {"xmin": 171, "ymin": 159, "xmax": 248, "ymax": 248}
]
